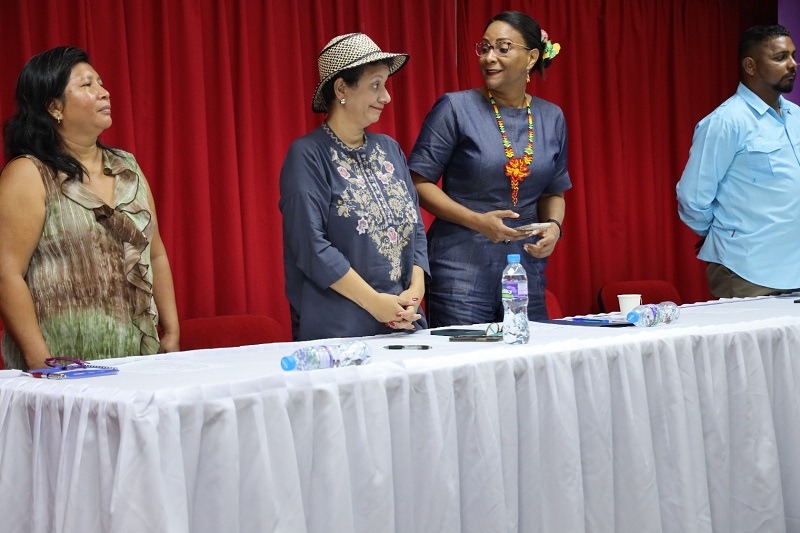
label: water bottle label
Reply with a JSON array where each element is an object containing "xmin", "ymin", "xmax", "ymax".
[
  {"xmin": 316, "ymin": 347, "xmax": 335, "ymax": 369},
  {"xmin": 502, "ymin": 282, "xmax": 528, "ymax": 298},
  {"xmin": 305, "ymin": 346, "xmax": 334, "ymax": 369}
]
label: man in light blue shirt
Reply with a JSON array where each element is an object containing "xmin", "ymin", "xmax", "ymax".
[{"xmin": 676, "ymin": 25, "xmax": 800, "ymax": 298}]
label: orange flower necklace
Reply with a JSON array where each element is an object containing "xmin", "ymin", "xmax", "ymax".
[{"xmin": 488, "ymin": 90, "xmax": 533, "ymax": 206}]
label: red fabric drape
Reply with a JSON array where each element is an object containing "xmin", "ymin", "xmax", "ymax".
[{"xmin": 0, "ymin": 0, "xmax": 777, "ymax": 330}]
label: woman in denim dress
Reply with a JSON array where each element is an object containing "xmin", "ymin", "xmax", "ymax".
[{"xmin": 409, "ymin": 11, "xmax": 570, "ymax": 327}]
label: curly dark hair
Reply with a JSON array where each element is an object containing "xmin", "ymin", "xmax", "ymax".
[{"xmin": 2, "ymin": 46, "xmax": 117, "ymax": 181}]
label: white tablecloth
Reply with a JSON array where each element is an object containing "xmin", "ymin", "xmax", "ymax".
[{"xmin": 2, "ymin": 297, "xmax": 800, "ymax": 533}]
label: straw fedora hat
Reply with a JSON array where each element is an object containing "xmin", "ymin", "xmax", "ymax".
[{"xmin": 312, "ymin": 33, "xmax": 409, "ymax": 113}]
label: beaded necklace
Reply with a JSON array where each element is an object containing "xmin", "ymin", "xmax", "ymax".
[{"xmin": 487, "ymin": 90, "xmax": 533, "ymax": 206}]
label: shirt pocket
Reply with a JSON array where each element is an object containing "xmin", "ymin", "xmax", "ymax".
[{"xmin": 745, "ymin": 140, "xmax": 782, "ymax": 179}]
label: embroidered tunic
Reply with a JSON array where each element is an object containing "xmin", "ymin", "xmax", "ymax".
[
  {"xmin": 280, "ymin": 123, "xmax": 429, "ymax": 341},
  {"xmin": 1, "ymin": 150, "xmax": 160, "ymax": 369}
]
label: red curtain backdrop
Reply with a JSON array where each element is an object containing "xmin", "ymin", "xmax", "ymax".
[{"xmin": 0, "ymin": 0, "xmax": 777, "ymax": 330}]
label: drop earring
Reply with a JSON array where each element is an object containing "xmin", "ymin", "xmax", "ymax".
[
  {"xmin": 526, "ymin": 73, "xmax": 530, "ymax": 83},
  {"xmin": 340, "ymin": 98, "xmax": 346, "ymax": 105}
]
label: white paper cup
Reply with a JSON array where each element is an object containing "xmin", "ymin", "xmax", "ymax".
[{"xmin": 618, "ymin": 294, "xmax": 642, "ymax": 316}]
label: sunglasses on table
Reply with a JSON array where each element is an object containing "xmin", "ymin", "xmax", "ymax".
[{"xmin": 449, "ymin": 323, "xmax": 505, "ymax": 342}]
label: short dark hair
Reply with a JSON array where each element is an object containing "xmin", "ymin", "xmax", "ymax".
[
  {"xmin": 2, "ymin": 46, "xmax": 116, "ymax": 181},
  {"xmin": 485, "ymin": 11, "xmax": 550, "ymax": 79},
  {"xmin": 738, "ymin": 25, "xmax": 791, "ymax": 62},
  {"xmin": 321, "ymin": 58, "xmax": 395, "ymax": 112}
]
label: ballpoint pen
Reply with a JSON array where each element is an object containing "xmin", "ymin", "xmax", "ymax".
[
  {"xmin": 570, "ymin": 318, "xmax": 611, "ymax": 324},
  {"xmin": 29, "ymin": 371, "xmax": 67, "ymax": 380}
]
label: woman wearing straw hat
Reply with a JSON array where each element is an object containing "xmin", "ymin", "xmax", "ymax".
[
  {"xmin": 279, "ymin": 33, "xmax": 428, "ymax": 341},
  {"xmin": 409, "ymin": 11, "xmax": 569, "ymax": 327}
]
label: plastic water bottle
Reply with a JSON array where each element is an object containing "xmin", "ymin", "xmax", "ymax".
[
  {"xmin": 280, "ymin": 340, "xmax": 371, "ymax": 371},
  {"xmin": 626, "ymin": 301, "xmax": 680, "ymax": 327},
  {"xmin": 657, "ymin": 301, "xmax": 680, "ymax": 324},
  {"xmin": 502, "ymin": 254, "xmax": 530, "ymax": 344}
]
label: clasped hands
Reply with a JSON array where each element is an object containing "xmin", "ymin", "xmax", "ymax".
[
  {"xmin": 478, "ymin": 210, "xmax": 559, "ymax": 258},
  {"xmin": 370, "ymin": 290, "xmax": 422, "ymax": 331}
]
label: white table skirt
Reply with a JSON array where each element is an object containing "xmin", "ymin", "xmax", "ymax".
[{"xmin": 1, "ymin": 297, "xmax": 800, "ymax": 533}]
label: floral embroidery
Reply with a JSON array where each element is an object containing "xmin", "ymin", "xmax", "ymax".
[{"xmin": 330, "ymin": 139, "xmax": 418, "ymax": 281}]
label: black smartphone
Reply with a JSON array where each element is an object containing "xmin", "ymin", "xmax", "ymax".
[
  {"xmin": 430, "ymin": 328, "xmax": 485, "ymax": 336},
  {"xmin": 449, "ymin": 335, "xmax": 502, "ymax": 342}
]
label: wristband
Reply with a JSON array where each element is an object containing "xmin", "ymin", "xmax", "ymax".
[{"xmin": 547, "ymin": 219, "xmax": 563, "ymax": 240}]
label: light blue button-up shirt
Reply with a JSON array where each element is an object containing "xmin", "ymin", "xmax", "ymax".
[{"xmin": 676, "ymin": 83, "xmax": 800, "ymax": 289}]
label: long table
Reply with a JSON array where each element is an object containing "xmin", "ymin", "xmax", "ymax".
[{"xmin": 1, "ymin": 297, "xmax": 800, "ymax": 533}]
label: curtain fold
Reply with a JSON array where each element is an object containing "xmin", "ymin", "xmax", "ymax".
[{"xmin": 0, "ymin": 0, "xmax": 777, "ymax": 330}]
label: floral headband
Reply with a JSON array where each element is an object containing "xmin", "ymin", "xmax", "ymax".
[{"xmin": 541, "ymin": 29, "xmax": 561, "ymax": 60}]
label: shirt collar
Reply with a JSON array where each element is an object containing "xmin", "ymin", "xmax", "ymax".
[
  {"xmin": 102, "ymin": 149, "xmax": 136, "ymax": 176},
  {"xmin": 736, "ymin": 82, "xmax": 793, "ymax": 117},
  {"xmin": 780, "ymin": 96, "xmax": 793, "ymax": 116}
]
